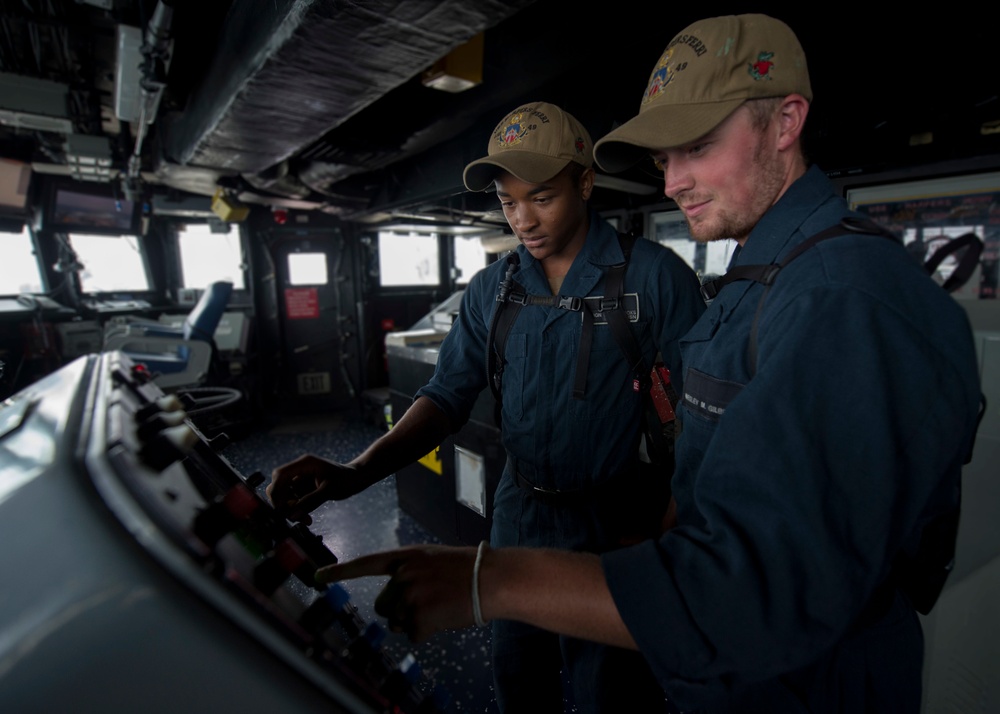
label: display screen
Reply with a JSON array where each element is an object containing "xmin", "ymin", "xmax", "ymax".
[{"xmin": 51, "ymin": 188, "xmax": 136, "ymax": 232}]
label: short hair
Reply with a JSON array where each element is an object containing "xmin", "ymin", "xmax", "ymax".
[
  {"xmin": 744, "ymin": 96, "xmax": 810, "ymax": 164},
  {"xmin": 744, "ymin": 97, "xmax": 784, "ymax": 132}
]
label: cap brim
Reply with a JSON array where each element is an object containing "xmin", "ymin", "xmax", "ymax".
[
  {"xmin": 594, "ymin": 99, "xmax": 746, "ymax": 173},
  {"xmin": 463, "ymin": 152, "xmax": 572, "ymax": 192}
]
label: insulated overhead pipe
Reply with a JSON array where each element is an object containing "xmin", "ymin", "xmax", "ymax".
[{"xmin": 124, "ymin": 0, "xmax": 174, "ymax": 200}]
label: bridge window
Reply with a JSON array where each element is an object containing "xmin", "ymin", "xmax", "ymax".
[
  {"xmin": 0, "ymin": 226, "xmax": 44, "ymax": 295},
  {"xmin": 67, "ymin": 233, "xmax": 150, "ymax": 293},
  {"xmin": 288, "ymin": 252, "xmax": 328, "ymax": 286},
  {"xmin": 177, "ymin": 223, "xmax": 246, "ymax": 290},
  {"xmin": 453, "ymin": 235, "xmax": 487, "ymax": 286},
  {"xmin": 378, "ymin": 231, "xmax": 439, "ymax": 287}
]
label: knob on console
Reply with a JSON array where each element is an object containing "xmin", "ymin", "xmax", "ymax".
[
  {"xmin": 298, "ymin": 582, "xmax": 355, "ymax": 635},
  {"xmin": 135, "ymin": 394, "xmax": 186, "ymax": 424},
  {"xmin": 138, "ymin": 423, "xmax": 200, "ymax": 471},
  {"xmin": 136, "ymin": 409, "xmax": 187, "ymax": 443},
  {"xmin": 192, "ymin": 483, "xmax": 262, "ymax": 546}
]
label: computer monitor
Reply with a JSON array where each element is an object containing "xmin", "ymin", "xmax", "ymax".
[{"xmin": 45, "ymin": 181, "xmax": 139, "ymax": 235}]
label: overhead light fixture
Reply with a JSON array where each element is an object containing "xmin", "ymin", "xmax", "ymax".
[
  {"xmin": 379, "ymin": 221, "xmax": 487, "ymax": 235},
  {"xmin": 114, "ymin": 25, "xmax": 144, "ymax": 124},
  {"xmin": 422, "ymin": 33, "xmax": 483, "ymax": 93}
]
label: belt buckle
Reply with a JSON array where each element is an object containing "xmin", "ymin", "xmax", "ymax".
[{"xmin": 515, "ymin": 468, "xmax": 582, "ymax": 504}]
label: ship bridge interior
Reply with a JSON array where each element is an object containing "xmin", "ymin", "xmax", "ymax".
[
  {"xmin": 0, "ymin": 5, "xmax": 998, "ymax": 714},
  {"xmin": 1, "ymin": 0, "xmax": 997, "ymax": 233}
]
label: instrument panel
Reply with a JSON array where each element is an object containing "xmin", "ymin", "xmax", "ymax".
[{"xmin": 0, "ymin": 352, "xmax": 449, "ymax": 713}]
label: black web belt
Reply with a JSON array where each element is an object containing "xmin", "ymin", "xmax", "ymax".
[{"xmin": 508, "ymin": 454, "xmax": 625, "ymax": 505}]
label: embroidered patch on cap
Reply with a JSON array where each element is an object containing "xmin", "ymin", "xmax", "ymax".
[
  {"xmin": 498, "ymin": 112, "xmax": 529, "ymax": 147},
  {"xmin": 748, "ymin": 51, "xmax": 775, "ymax": 80},
  {"xmin": 643, "ymin": 48, "xmax": 677, "ymax": 105}
]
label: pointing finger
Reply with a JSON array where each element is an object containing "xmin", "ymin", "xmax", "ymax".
[{"xmin": 316, "ymin": 550, "xmax": 408, "ymax": 583}]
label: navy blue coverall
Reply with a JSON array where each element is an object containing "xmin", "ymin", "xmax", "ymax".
[
  {"xmin": 603, "ymin": 166, "xmax": 983, "ymax": 713},
  {"xmin": 417, "ymin": 211, "xmax": 705, "ymax": 713}
]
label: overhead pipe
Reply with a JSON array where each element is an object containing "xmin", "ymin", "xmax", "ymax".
[{"xmin": 124, "ymin": 0, "xmax": 174, "ymax": 200}]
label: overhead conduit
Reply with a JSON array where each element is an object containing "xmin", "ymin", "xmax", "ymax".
[{"xmin": 158, "ymin": 0, "xmax": 533, "ymax": 198}]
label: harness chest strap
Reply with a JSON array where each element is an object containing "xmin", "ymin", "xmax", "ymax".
[
  {"xmin": 699, "ymin": 216, "xmax": 984, "ymax": 376},
  {"xmin": 700, "ymin": 217, "xmax": 899, "ymax": 376},
  {"xmin": 697, "ymin": 215, "xmax": 986, "ymax": 616},
  {"xmin": 486, "ymin": 233, "xmax": 644, "ymax": 420}
]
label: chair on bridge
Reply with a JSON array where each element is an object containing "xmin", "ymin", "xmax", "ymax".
[{"xmin": 103, "ymin": 281, "xmax": 233, "ymax": 390}]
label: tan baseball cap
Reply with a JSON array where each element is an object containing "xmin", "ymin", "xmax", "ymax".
[
  {"xmin": 463, "ymin": 102, "xmax": 593, "ymax": 192},
  {"xmin": 594, "ymin": 14, "xmax": 812, "ymax": 173}
]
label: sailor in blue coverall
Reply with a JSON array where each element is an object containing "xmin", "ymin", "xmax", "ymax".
[
  {"xmin": 312, "ymin": 16, "xmax": 982, "ymax": 714},
  {"xmin": 425, "ymin": 102, "xmax": 704, "ymax": 713},
  {"xmin": 601, "ymin": 163, "xmax": 982, "ymax": 712},
  {"xmin": 268, "ymin": 101, "xmax": 705, "ymax": 713},
  {"xmin": 418, "ymin": 206, "xmax": 704, "ymax": 711},
  {"xmin": 589, "ymin": 15, "xmax": 983, "ymax": 711}
]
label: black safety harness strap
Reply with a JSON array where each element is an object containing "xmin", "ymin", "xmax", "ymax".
[
  {"xmin": 598, "ymin": 235, "xmax": 674, "ymax": 463},
  {"xmin": 699, "ymin": 215, "xmax": 986, "ymax": 616},
  {"xmin": 486, "ymin": 232, "xmax": 642, "ymax": 425},
  {"xmin": 700, "ymin": 216, "xmax": 985, "ymax": 376},
  {"xmin": 486, "ymin": 253, "xmax": 524, "ymax": 427},
  {"xmin": 574, "ymin": 233, "xmax": 638, "ymax": 399},
  {"xmin": 485, "ymin": 254, "xmax": 593, "ymax": 427},
  {"xmin": 699, "ymin": 217, "xmax": 901, "ymax": 376},
  {"xmin": 572, "ymin": 301, "xmax": 596, "ymax": 400},
  {"xmin": 698, "ymin": 217, "xmax": 901, "ymax": 302},
  {"xmin": 602, "ymin": 233, "xmax": 645, "ymax": 382},
  {"xmin": 925, "ymin": 231, "xmax": 984, "ymax": 293}
]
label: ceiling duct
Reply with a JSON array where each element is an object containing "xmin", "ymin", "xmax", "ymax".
[
  {"xmin": 159, "ymin": 0, "xmax": 535, "ymax": 178},
  {"xmin": 124, "ymin": 0, "xmax": 175, "ymax": 198}
]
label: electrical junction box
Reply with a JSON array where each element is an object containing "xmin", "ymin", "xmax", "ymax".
[{"xmin": 211, "ymin": 189, "xmax": 250, "ymax": 223}]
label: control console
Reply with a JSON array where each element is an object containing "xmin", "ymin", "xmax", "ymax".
[{"xmin": 0, "ymin": 352, "xmax": 450, "ymax": 713}]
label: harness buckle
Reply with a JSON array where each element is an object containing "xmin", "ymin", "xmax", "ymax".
[
  {"xmin": 509, "ymin": 292, "xmax": 528, "ymax": 306},
  {"xmin": 558, "ymin": 296, "xmax": 582, "ymax": 311},
  {"xmin": 699, "ymin": 280, "xmax": 720, "ymax": 301},
  {"xmin": 598, "ymin": 297, "xmax": 620, "ymax": 311},
  {"xmin": 760, "ymin": 264, "xmax": 783, "ymax": 286}
]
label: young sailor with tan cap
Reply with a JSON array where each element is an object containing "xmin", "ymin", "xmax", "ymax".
[
  {"xmin": 268, "ymin": 101, "xmax": 704, "ymax": 712},
  {"xmin": 312, "ymin": 15, "xmax": 982, "ymax": 714}
]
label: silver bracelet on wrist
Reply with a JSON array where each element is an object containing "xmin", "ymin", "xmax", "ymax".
[{"xmin": 472, "ymin": 540, "xmax": 488, "ymax": 627}]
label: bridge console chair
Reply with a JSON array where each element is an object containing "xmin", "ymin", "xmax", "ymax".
[{"xmin": 103, "ymin": 281, "xmax": 234, "ymax": 391}]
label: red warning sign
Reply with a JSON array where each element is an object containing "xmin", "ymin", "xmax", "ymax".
[{"xmin": 284, "ymin": 288, "xmax": 319, "ymax": 319}]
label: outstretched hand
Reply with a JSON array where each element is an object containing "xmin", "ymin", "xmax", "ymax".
[
  {"xmin": 317, "ymin": 545, "xmax": 480, "ymax": 642},
  {"xmin": 266, "ymin": 453, "xmax": 369, "ymax": 524}
]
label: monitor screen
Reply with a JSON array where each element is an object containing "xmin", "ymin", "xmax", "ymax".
[{"xmin": 50, "ymin": 187, "xmax": 136, "ymax": 232}]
